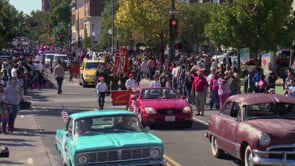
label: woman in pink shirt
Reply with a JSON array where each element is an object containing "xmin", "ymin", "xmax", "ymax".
[
  {"xmin": 209, "ymin": 72, "xmax": 220, "ymax": 110},
  {"xmin": 218, "ymin": 71, "xmax": 231, "ymax": 108}
]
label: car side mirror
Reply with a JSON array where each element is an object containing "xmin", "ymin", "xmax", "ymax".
[
  {"xmin": 0, "ymin": 146, "xmax": 9, "ymax": 157},
  {"xmin": 66, "ymin": 131, "xmax": 72, "ymax": 137}
]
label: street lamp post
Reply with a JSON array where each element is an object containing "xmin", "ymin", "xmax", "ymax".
[
  {"xmin": 108, "ymin": 29, "xmax": 113, "ymax": 53},
  {"xmin": 111, "ymin": 0, "xmax": 115, "ymax": 57},
  {"xmin": 169, "ymin": 0, "xmax": 176, "ymax": 61},
  {"xmin": 92, "ymin": 31, "xmax": 96, "ymax": 51}
]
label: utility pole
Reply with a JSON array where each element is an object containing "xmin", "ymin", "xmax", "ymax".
[
  {"xmin": 169, "ymin": 0, "xmax": 177, "ymax": 61},
  {"xmin": 111, "ymin": 0, "xmax": 115, "ymax": 57}
]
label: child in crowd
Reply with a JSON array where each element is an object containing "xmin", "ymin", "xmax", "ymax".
[{"xmin": 0, "ymin": 102, "xmax": 9, "ymax": 134}]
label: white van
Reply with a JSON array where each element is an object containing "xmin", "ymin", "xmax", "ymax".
[{"xmin": 52, "ymin": 54, "xmax": 70, "ymax": 70}]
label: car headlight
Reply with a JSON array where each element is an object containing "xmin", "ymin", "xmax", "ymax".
[
  {"xmin": 259, "ymin": 134, "xmax": 271, "ymax": 146},
  {"xmin": 183, "ymin": 106, "xmax": 192, "ymax": 113},
  {"xmin": 150, "ymin": 148, "xmax": 161, "ymax": 159},
  {"xmin": 145, "ymin": 107, "xmax": 156, "ymax": 114},
  {"xmin": 76, "ymin": 154, "xmax": 88, "ymax": 165}
]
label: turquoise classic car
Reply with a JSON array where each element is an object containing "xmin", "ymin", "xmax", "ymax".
[{"xmin": 55, "ymin": 110, "xmax": 165, "ymax": 166}]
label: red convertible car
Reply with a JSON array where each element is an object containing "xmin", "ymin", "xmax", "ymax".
[
  {"xmin": 206, "ymin": 93, "xmax": 295, "ymax": 166},
  {"xmin": 128, "ymin": 88, "xmax": 193, "ymax": 128}
]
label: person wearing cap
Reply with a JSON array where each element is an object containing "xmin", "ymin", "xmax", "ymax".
[
  {"xmin": 150, "ymin": 75, "xmax": 161, "ymax": 88},
  {"xmin": 125, "ymin": 73, "xmax": 138, "ymax": 90},
  {"xmin": 96, "ymin": 77, "xmax": 108, "ymax": 110},
  {"xmin": 192, "ymin": 69, "xmax": 209, "ymax": 116}
]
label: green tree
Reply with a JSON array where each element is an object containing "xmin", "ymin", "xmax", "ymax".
[
  {"xmin": 178, "ymin": 3, "xmax": 212, "ymax": 54},
  {"xmin": 49, "ymin": 0, "xmax": 71, "ymax": 47},
  {"xmin": 100, "ymin": 0, "xmax": 119, "ymax": 51},
  {"xmin": 205, "ymin": 0, "xmax": 295, "ymax": 53},
  {"xmin": 115, "ymin": 0, "xmax": 171, "ymax": 48},
  {"xmin": 0, "ymin": 0, "xmax": 21, "ymax": 48}
]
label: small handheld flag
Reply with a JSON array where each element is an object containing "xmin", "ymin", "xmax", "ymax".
[{"xmin": 61, "ymin": 104, "xmax": 69, "ymax": 122}]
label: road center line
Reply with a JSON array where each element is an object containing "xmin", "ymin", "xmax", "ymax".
[
  {"xmin": 193, "ymin": 117, "xmax": 208, "ymax": 126},
  {"xmin": 164, "ymin": 154, "xmax": 182, "ymax": 166},
  {"xmin": 27, "ymin": 158, "xmax": 34, "ymax": 165}
]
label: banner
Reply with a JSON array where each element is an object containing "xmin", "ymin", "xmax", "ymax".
[
  {"xmin": 123, "ymin": 45, "xmax": 130, "ymax": 76},
  {"xmin": 112, "ymin": 54, "xmax": 122, "ymax": 77},
  {"xmin": 111, "ymin": 90, "xmax": 132, "ymax": 105}
]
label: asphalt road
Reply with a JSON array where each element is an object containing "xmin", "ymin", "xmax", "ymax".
[{"xmin": 0, "ymin": 73, "xmax": 244, "ymax": 166}]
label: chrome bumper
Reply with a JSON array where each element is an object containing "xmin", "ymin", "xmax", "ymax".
[{"xmin": 253, "ymin": 149, "xmax": 295, "ymax": 166}]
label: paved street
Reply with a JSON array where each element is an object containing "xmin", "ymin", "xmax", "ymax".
[{"xmin": 0, "ymin": 73, "xmax": 241, "ymax": 166}]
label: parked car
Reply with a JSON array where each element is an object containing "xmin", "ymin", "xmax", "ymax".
[
  {"xmin": 206, "ymin": 93, "xmax": 295, "ymax": 166},
  {"xmin": 128, "ymin": 88, "xmax": 193, "ymax": 128},
  {"xmin": 276, "ymin": 49, "xmax": 290, "ymax": 68},
  {"xmin": 211, "ymin": 51, "xmax": 238, "ymax": 64},
  {"xmin": 55, "ymin": 110, "xmax": 165, "ymax": 166}
]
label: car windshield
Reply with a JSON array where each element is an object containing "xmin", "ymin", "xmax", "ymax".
[
  {"xmin": 55, "ymin": 56, "xmax": 68, "ymax": 61},
  {"xmin": 46, "ymin": 55, "xmax": 54, "ymax": 60},
  {"xmin": 141, "ymin": 88, "xmax": 179, "ymax": 99},
  {"xmin": 245, "ymin": 103, "xmax": 295, "ymax": 120},
  {"xmin": 85, "ymin": 62, "xmax": 98, "ymax": 70},
  {"xmin": 74, "ymin": 115, "xmax": 143, "ymax": 135}
]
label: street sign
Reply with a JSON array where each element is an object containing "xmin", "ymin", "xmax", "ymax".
[
  {"xmin": 240, "ymin": 48, "xmax": 250, "ymax": 63},
  {"xmin": 169, "ymin": 10, "xmax": 179, "ymax": 15}
]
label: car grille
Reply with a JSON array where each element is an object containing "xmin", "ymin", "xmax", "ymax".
[
  {"xmin": 158, "ymin": 109, "xmax": 182, "ymax": 115},
  {"xmin": 84, "ymin": 147, "xmax": 155, "ymax": 164},
  {"xmin": 266, "ymin": 144, "xmax": 295, "ymax": 159}
]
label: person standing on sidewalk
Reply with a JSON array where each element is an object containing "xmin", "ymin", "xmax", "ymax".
[
  {"xmin": 54, "ymin": 60, "xmax": 65, "ymax": 95},
  {"xmin": 192, "ymin": 70, "xmax": 208, "ymax": 116},
  {"xmin": 5, "ymin": 77, "xmax": 22, "ymax": 133},
  {"xmin": 96, "ymin": 77, "xmax": 108, "ymax": 110},
  {"xmin": 218, "ymin": 72, "xmax": 231, "ymax": 108}
]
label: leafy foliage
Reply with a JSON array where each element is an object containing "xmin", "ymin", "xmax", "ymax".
[{"xmin": 205, "ymin": 0, "xmax": 295, "ymax": 53}]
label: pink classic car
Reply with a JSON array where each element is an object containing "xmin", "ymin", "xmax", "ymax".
[
  {"xmin": 128, "ymin": 88, "xmax": 193, "ymax": 128},
  {"xmin": 206, "ymin": 93, "xmax": 295, "ymax": 166}
]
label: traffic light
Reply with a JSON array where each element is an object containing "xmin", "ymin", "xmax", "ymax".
[
  {"xmin": 59, "ymin": 34, "xmax": 64, "ymax": 40},
  {"xmin": 169, "ymin": 18, "xmax": 178, "ymax": 38},
  {"xmin": 175, "ymin": 42, "xmax": 182, "ymax": 49},
  {"xmin": 26, "ymin": 22, "xmax": 38, "ymax": 27}
]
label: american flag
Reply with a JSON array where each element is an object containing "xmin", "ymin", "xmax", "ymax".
[{"xmin": 61, "ymin": 104, "xmax": 69, "ymax": 122}]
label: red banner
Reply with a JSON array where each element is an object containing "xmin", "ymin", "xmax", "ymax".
[
  {"xmin": 123, "ymin": 45, "xmax": 130, "ymax": 76},
  {"xmin": 112, "ymin": 54, "xmax": 122, "ymax": 78},
  {"xmin": 70, "ymin": 64, "xmax": 80, "ymax": 76},
  {"xmin": 111, "ymin": 90, "xmax": 132, "ymax": 105}
]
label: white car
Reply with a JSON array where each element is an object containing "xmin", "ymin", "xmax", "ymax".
[
  {"xmin": 52, "ymin": 54, "xmax": 70, "ymax": 70},
  {"xmin": 212, "ymin": 51, "xmax": 238, "ymax": 64}
]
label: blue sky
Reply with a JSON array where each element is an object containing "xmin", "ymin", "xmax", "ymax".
[{"xmin": 9, "ymin": 0, "xmax": 41, "ymax": 15}]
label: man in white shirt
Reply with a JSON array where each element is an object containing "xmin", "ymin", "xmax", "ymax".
[
  {"xmin": 141, "ymin": 57, "xmax": 149, "ymax": 79},
  {"xmin": 96, "ymin": 77, "xmax": 108, "ymax": 110},
  {"xmin": 150, "ymin": 75, "xmax": 161, "ymax": 88},
  {"xmin": 125, "ymin": 73, "xmax": 138, "ymax": 90}
]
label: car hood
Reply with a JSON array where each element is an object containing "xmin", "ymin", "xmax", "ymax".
[
  {"xmin": 73, "ymin": 132, "xmax": 162, "ymax": 151},
  {"xmin": 141, "ymin": 99, "xmax": 188, "ymax": 109},
  {"xmin": 247, "ymin": 119, "xmax": 295, "ymax": 144},
  {"xmin": 83, "ymin": 70, "xmax": 96, "ymax": 75}
]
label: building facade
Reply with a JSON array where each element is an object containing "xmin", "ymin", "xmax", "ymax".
[
  {"xmin": 42, "ymin": 0, "xmax": 51, "ymax": 12},
  {"xmin": 71, "ymin": 0, "xmax": 105, "ymax": 47}
]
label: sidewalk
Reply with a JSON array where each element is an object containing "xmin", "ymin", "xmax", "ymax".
[{"xmin": 0, "ymin": 109, "xmax": 50, "ymax": 165}]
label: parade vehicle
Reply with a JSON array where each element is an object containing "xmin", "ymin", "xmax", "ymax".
[
  {"xmin": 55, "ymin": 110, "xmax": 165, "ymax": 166},
  {"xmin": 79, "ymin": 59, "xmax": 105, "ymax": 87},
  {"xmin": 206, "ymin": 93, "xmax": 295, "ymax": 166},
  {"xmin": 127, "ymin": 87, "xmax": 193, "ymax": 128}
]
